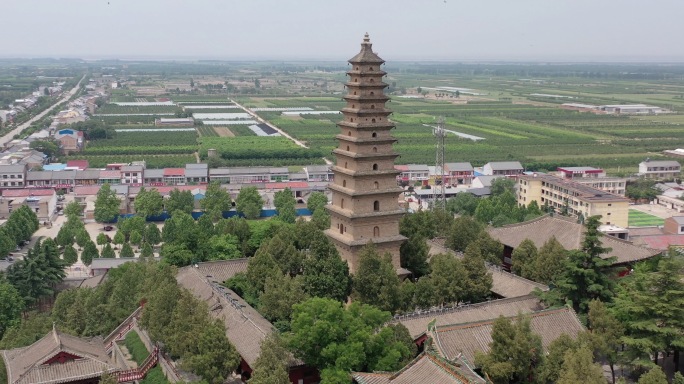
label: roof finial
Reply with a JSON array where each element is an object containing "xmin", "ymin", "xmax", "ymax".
[{"xmin": 364, "ymin": 32, "xmax": 370, "ymax": 43}]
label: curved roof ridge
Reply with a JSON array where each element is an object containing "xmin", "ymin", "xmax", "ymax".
[{"xmin": 391, "ymin": 294, "xmax": 539, "ymax": 322}]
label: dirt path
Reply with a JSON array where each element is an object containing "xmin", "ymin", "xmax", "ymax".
[
  {"xmin": 229, "ymin": 98, "xmax": 308, "ymax": 148},
  {"xmin": 194, "ymin": 152, "xmax": 200, "ymax": 163},
  {"xmin": 213, "ymin": 126, "xmax": 235, "ymax": 137}
]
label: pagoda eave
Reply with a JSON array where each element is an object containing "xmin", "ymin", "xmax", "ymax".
[
  {"xmin": 332, "ymin": 149, "xmax": 399, "ymax": 160},
  {"xmin": 325, "ymin": 230, "xmax": 407, "ymax": 247},
  {"xmin": 335, "ymin": 134, "xmax": 397, "ymax": 144},
  {"xmin": 346, "ymin": 70, "xmax": 387, "ymax": 76},
  {"xmin": 326, "ymin": 205, "xmax": 406, "ymax": 220},
  {"xmin": 337, "ymin": 121, "xmax": 396, "ymax": 130},
  {"xmin": 331, "ymin": 166, "xmax": 401, "ymax": 177},
  {"xmin": 328, "ymin": 184, "xmax": 403, "ymax": 197},
  {"xmin": 341, "ymin": 108, "xmax": 392, "ymax": 116}
]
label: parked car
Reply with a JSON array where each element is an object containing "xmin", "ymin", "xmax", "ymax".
[{"xmin": 104, "ymin": 225, "xmax": 114, "ymax": 231}]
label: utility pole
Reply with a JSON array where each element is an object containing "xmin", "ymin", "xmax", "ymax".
[{"xmin": 433, "ymin": 116, "xmax": 447, "ymax": 210}]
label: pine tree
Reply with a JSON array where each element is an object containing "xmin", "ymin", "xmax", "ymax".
[
  {"xmin": 429, "ymin": 253, "xmax": 466, "ymax": 305},
  {"xmin": 399, "ymin": 235, "xmax": 430, "ymax": 278},
  {"xmin": 301, "ymin": 235, "xmax": 351, "ymax": 302},
  {"xmin": 534, "ymin": 236, "xmax": 567, "ymax": 284},
  {"xmin": 250, "ymin": 333, "xmax": 291, "ymax": 384},
  {"xmin": 556, "ymin": 346, "xmax": 606, "ymax": 384},
  {"xmin": 511, "ymin": 238, "xmax": 538, "ymax": 279},
  {"xmin": 140, "ymin": 242, "xmax": 153, "ymax": 258},
  {"xmin": 120, "ymin": 243, "xmax": 134, "ymax": 258},
  {"xmin": 462, "ymin": 243, "xmax": 493, "ymax": 303},
  {"xmin": 82, "ymin": 241, "xmax": 99, "ymax": 265},
  {"xmin": 101, "ymin": 243, "xmax": 115, "ymax": 258},
  {"xmin": 352, "ymin": 244, "xmax": 401, "ymax": 312},
  {"xmin": 246, "ymin": 248, "xmax": 281, "ymax": 293},
  {"xmin": 587, "ymin": 299, "xmax": 623, "ymax": 383},
  {"xmin": 63, "ymin": 245, "xmax": 78, "ymax": 265}
]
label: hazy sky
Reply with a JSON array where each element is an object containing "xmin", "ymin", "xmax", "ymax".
[{"xmin": 3, "ymin": 0, "xmax": 683, "ymax": 62}]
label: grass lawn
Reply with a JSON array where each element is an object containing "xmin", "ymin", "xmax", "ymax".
[
  {"xmin": 628, "ymin": 209, "xmax": 665, "ymax": 227},
  {"xmin": 124, "ymin": 331, "xmax": 150, "ymax": 365}
]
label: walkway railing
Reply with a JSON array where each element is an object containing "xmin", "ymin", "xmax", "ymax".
[
  {"xmin": 116, "ymin": 345, "xmax": 159, "ymax": 383},
  {"xmin": 104, "ymin": 306, "xmax": 143, "ymax": 351}
]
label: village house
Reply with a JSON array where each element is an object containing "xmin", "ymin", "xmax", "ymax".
[
  {"xmin": 0, "ymin": 164, "xmax": 27, "ymax": 189},
  {"xmin": 482, "ymin": 161, "xmax": 524, "ymax": 177},
  {"xmin": 54, "ymin": 129, "xmax": 84, "ymax": 154},
  {"xmin": 638, "ymin": 159, "xmax": 681, "ymax": 180},
  {"xmin": 0, "ymin": 188, "xmax": 56, "ymax": 221}
]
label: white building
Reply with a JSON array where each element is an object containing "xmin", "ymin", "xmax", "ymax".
[
  {"xmin": 638, "ymin": 159, "xmax": 681, "ymax": 179},
  {"xmin": 599, "ymin": 104, "xmax": 666, "ymax": 115}
]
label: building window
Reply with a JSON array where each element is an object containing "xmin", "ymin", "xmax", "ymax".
[
  {"xmin": 370, "ymin": 104, "xmax": 375, "ymax": 109},
  {"xmin": 350, "ymin": 118, "xmax": 354, "ymax": 122},
  {"xmin": 370, "ymin": 91, "xmax": 375, "ymax": 95},
  {"xmin": 373, "ymin": 226, "xmax": 380, "ymax": 237},
  {"xmin": 373, "ymin": 201, "xmax": 380, "ymax": 211},
  {"xmin": 372, "ymin": 132, "xmax": 377, "ymax": 138},
  {"xmin": 369, "ymin": 78, "xmax": 374, "ymax": 83},
  {"xmin": 342, "ymin": 180, "xmax": 346, "ymax": 187},
  {"xmin": 372, "ymin": 164, "xmax": 378, "ymax": 171},
  {"xmin": 340, "ymin": 224, "xmax": 343, "ymax": 234},
  {"xmin": 346, "ymin": 145, "xmax": 350, "ymax": 151},
  {"xmin": 369, "ymin": 67, "xmax": 373, "ymax": 71},
  {"xmin": 344, "ymin": 162, "xmax": 348, "ymax": 168},
  {"xmin": 374, "ymin": 181, "xmax": 379, "ymax": 189},
  {"xmin": 348, "ymin": 131, "xmax": 351, "ymax": 136},
  {"xmin": 372, "ymin": 147, "xmax": 377, "ymax": 153},
  {"xmin": 371, "ymin": 118, "xmax": 376, "ymax": 123},
  {"xmin": 341, "ymin": 199, "xmax": 345, "ymax": 209}
]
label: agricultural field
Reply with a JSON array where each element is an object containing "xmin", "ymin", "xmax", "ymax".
[
  {"xmin": 628, "ymin": 209, "xmax": 665, "ymax": 227},
  {"xmin": 199, "ymin": 136, "xmax": 325, "ymax": 167}
]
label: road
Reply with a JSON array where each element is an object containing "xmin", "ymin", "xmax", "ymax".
[
  {"xmin": 0, "ymin": 74, "xmax": 86, "ymax": 146},
  {"xmin": 229, "ymin": 98, "xmax": 309, "ymax": 148}
]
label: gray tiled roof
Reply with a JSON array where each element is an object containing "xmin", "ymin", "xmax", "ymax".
[
  {"xmin": 1, "ymin": 328, "xmax": 121, "ymax": 384},
  {"xmin": 196, "ymin": 258, "xmax": 249, "ymax": 283},
  {"xmin": 445, "ymin": 163, "xmax": 473, "ymax": 172},
  {"xmin": 485, "ymin": 161, "xmax": 523, "ymax": 170},
  {"xmin": 143, "ymin": 169, "xmax": 164, "ymax": 178},
  {"xmin": 488, "ymin": 215, "xmax": 661, "ymax": 264},
  {"xmin": 0, "ymin": 164, "xmax": 26, "ymax": 173},
  {"xmin": 433, "ymin": 308, "xmax": 585, "ymax": 365}
]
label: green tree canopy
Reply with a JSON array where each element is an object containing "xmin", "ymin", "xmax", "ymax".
[
  {"xmin": 399, "ymin": 234, "xmax": 430, "ymax": 279},
  {"xmin": 258, "ymin": 273, "xmax": 308, "ymax": 328},
  {"xmin": 352, "ymin": 244, "xmax": 401, "ymax": 312},
  {"xmin": 166, "ymin": 188, "xmax": 194, "ymax": 215},
  {"xmin": 462, "ymin": 242, "xmax": 493, "ymax": 303},
  {"xmin": 134, "ymin": 187, "xmax": 164, "ymax": 218},
  {"xmin": 511, "ymin": 238, "xmax": 538, "ymax": 279},
  {"xmin": 446, "ymin": 216, "xmax": 483, "ymax": 252},
  {"xmin": 101, "ymin": 243, "xmax": 115, "ymax": 258},
  {"xmin": 82, "ymin": 240, "xmax": 99, "ymax": 265},
  {"xmin": 556, "ymin": 346, "xmax": 606, "ymax": 384},
  {"xmin": 140, "ymin": 242, "xmax": 153, "ymax": 258},
  {"xmin": 94, "ymin": 183, "xmax": 120, "ymax": 223},
  {"xmin": 306, "ymin": 191, "xmax": 328, "ymax": 214},
  {"xmin": 250, "ymin": 333, "xmax": 291, "ymax": 384},
  {"xmin": 119, "ymin": 243, "xmax": 134, "ymax": 258},
  {"xmin": 63, "ymin": 245, "xmax": 78, "ymax": 265},
  {"xmin": 235, "ymin": 186, "xmax": 264, "ymax": 220},
  {"xmin": 301, "ymin": 235, "xmax": 351, "ymax": 302},
  {"xmin": 0, "ymin": 279, "xmax": 24, "ymax": 340},
  {"xmin": 274, "ymin": 188, "xmax": 297, "ymax": 224},
  {"xmin": 200, "ymin": 181, "xmax": 231, "ymax": 221}
]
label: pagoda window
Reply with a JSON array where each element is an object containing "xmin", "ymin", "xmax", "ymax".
[
  {"xmin": 346, "ymin": 145, "xmax": 350, "ymax": 151},
  {"xmin": 344, "ymin": 161, "xmax": 348, "ymax": 168},
  {"xmin": 353, "ymin": 91, "xmax": 357, "ymax": 95},
  {"xmin": 374, "ymin": 181, "xmax": 379, "ymax": 189},
  {"xmin": 373, "ymin": 201, "xmax": 380, "ymax": 211},
  {"xmin": 352, "ymin": 104, "xmax": 355, "ymax": 108},
  {"xmin": 354, "ymin": 78, "xmax": 358, "ymax": 82},
  {"xmin": 370, "ymin": 91, "xmax": 375, "ymax": 95},
  {"xmin": 342, "ymin": 180, "xmax": 347, "ymax": 187},
  {"xmin": 373, "ymin": 226, "xmax": 380, "ymax": 237},
  {"xmin": 369, "ymin": 78, "xmax": 374, "ymax": 83},
  {"xmin": 341, "ymin": 198, "xmax": 345, "ymax": 209},
  {"xmin": 348, "ymin": 131, "xmax": 351, "ymax": 136},
  {"xmin": 370, "ymin": 104, "xmax": 375, "ymax": 109},
  {"xmin": 340, "ymin": 224, "xmax": 343, "ymax": 234},
  {"xmin": 372, "ymin": 132, "xmax": 377, "ymax": 138},
  {"xmin": 369, "ymin": 67, "xmax": 374, "ymax": 71},
  {"xmin": 373, "ymin": 147, "xmax": 377, "ymax": 153},
  {"xmin": 372, "ymin": 163, "xmax": 378, "ymax": 171},
  {"xmin": 372, "ymin": 118, "xmax": 376, "ymax": 123},
  {"xmin": 350, "ymin": 118, "xmax": 353, "ymax": 122}
]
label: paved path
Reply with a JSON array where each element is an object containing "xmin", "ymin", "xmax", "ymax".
[
  {"xmin": 0, "ymin": 74, "xmax": 86, "ymax": 146},
  {"xmin": 229, "ymin": 98, "xmax": 308, "ymax": 148}
]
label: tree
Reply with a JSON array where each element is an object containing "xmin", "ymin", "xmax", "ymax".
[
  {"xmin": 674, "ymin": 372, "xmax": 684, "ymax": 384},
  {"xmin": 259, "ymin": 273, "xmax": 308, "ymax": 327},
  {"xmin": 246, "ymin": 249, "xmax": 281, "ymax": 294},
  {"xmin": 236, "ymin": 186, "xmax": 264, "ymax": 219},
  {"xmin": 352, "ymin": 244, "xmax": 401, "ymax": 312},
  {"xmin": 471, "ymin": 231, "xmax": 504, "ymax": 265},
  {"xmin": 160, "ymin": 243, "xmax": 194, "ymax": 267},
  {"xmin": 490, "ymin": 177, "xmax": 516, "ymax": 197},
  {"xmin": 129, "ymin": 230, "xmax": 142, "ymax": 248},
  {"xmin": 120, "ymin": 243, "xmax": 134, "ymax": 258},
  {"xmin": 55, "ymin": 225, "xmax": 74, "ymax": 247},
  {"xmin": 399, "ymin": 235, "xmax": 430, "ymax": 278},
  {"xmin": 638, "ymin": 367, "xmax": 668, "ymax": 384},
  {"xmin": 101, "ymin": 243, "xmax": 115, "ymax": 258},
  {"xmin": 301, "ymin": 235, "xmax": 351, "ymax": 302},
  {"xmin": 400, "ymin": 210, "xmax": 437, "ymax": 240},
  {"xmin": 446, "ymin": 192, "xmax": 479, "ymax": 216},
  {"xmin": 306, "ymin": 191, "xmax": 328, "ymax": 213},
  {"xmin": 544, "ymin": 216, "xmax": 617, "ymax": 313},
  {"xmin": 612, "ymin": 253, "xmax": 684, "ymax": 370},
  {"xmin": 429, "ymin": 253, "xmax": 467, "ymax": 306},
  {"xmin": 475, "ymin": 314, "xmax": 543, "ymax": 384},
  {"xmin": 112, "ymin": 231, "xmax": 124, "ymax": 248},
  {"xmin": 162, "ymin": 211, "xmax": 197, "ymax": 249},
  {"xmin": 274, "ymin": 188, "xmax": 297, "ymax": 224},
  {"xmin": 166, "ymin": 188, "xmax": 194, "ymax": 215},
  {"xmin": 140, "ymin": 242, "xmax": 154, "ymax": 258},
  {"xmin": 30, "ymin": 140, "xmax": 59, "ymax": 159},
  {"xmin": 134, "ymin": 187, "xmax": 163, "ymax": 218},
  {"xmin": 98, "ymin": 371, "xmax": 118, "ymax": 384},
  {"xmin": 94, "ymin": 183, "xmax": 120, "ymax": 223},
  {"xmin": 75, "ymin": 230, "xmax": 90, "ymax": 249},
  {"xmin": 287, "ymin": 298, "xmax": 414, "ymax": 379},
  {"xmin": 587, "ymin": 300, "xmax": 623, "ymax": 383},
  {"xmin": 82, "ymin": 241, "xmax": 99, "ymax": 265},
  {"xmin": 511, "ymin": 239, "xmax": 538, "ymax": 279},
  {"xmin": 534, "ymin": 236, "xmax": 567, "ymax": 284},
  {"xmin": 250, "ymin": 333, "xmax": 291, "ymax": 384},
  {"xmin": 446, "ymin": 216, "xmax": 483, "ymax": 252},
  {"xmin": 311, "ymin": 208, "xmax": 330, "ymax": 230},
  {"xmin": 96, "ymin": 233, "xmax": 108, "ymax": 249},
  {"xmin": 63, "ymin": 245, "xmax": 78, "ymax": 265},
  {"xmin": 556, "ymin": 346, "xmax": 606, "ymax": 384},
  {"xmin": 64, "ymin": 201, "xmax": 82, "ymax": 218},
  {"xmin": 462, "ymin": 243, "xmax": 493, "ymax": 303},
  {"xmin": 0, "ymin": 280, "xmax": 24, "ymax": 340},
  {"xmin": 537, "ymin": 334, "xmax": 578, "ymax": 384},
  {"xmin": 6, "ymin": 240, "xmax": 66, "ymax": 305},
  {"xmin": 183, "ymin": 319, "xmax": 241, "ymax": 383},
  {"xmin": 144, "ymin": 223, "xmax": 161, "ymax": 245},
  {"xmin": 200, "ymin": 181, "xmax": 231, "ymax": 221},
  {"xmin": 205, "ymin": 234, "xmax": 241, "ymax": 261},
  {"xmin": 258, "ymin": 235, "xmax": 303, "ymax": 277}
]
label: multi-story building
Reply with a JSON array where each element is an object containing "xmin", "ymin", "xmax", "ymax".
[
  {"xmin": 638, "ymin": 159, "xmax": 681, "ymax": 180},
  {"xmin": 663, "ymin": 216, "xmax": 684, "ymax": 235},
  {"xmin": 557, "ymin": 166, "xmax": 605, "ymax": 179},
  {"xmin": 445, "ymin": 162, "xmax": 474, "ymax": 185},
  {"xmin": 185, "ymin": 163, "xmax": 208, "ymax": 184},
  {"xmin": 518, "ymin": 173, "xmax": 629, "ymax": 227},
  {"xmin": 0, "ymin": 164, "xmax": 27, "ymax": 189},
  {"xmin": 54, "ymin": 129, "xmax": 84, "ymax": 153},
  {"xmin": 305, "ymin": 165, "xmax": 333, "ymax": 182},
  {"xmin": 395, "ymin": 164, "xmax": 429, "ymax": 184},
  {"xmin": 482, "ymin": 161, "xmax": 524, "ymax": 177},
  {"xmin": 0, "ymin": 189, "xmax": 56, "ymax": 221},
  {"xmin": 325, "ymin": 34, "xmax": 406, "ymax": 274},
  {"xmin": 574, "ymin": 177, "xmax": 627, "ymax": 197},
  {"xmin": 121, "ymin": 165, "xmax": 144, "ymax": 185}
]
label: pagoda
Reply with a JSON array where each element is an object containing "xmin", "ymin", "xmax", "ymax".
[{"xmin": 325, "ymin": 33, "xmax": 406, "ymax": 273}]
